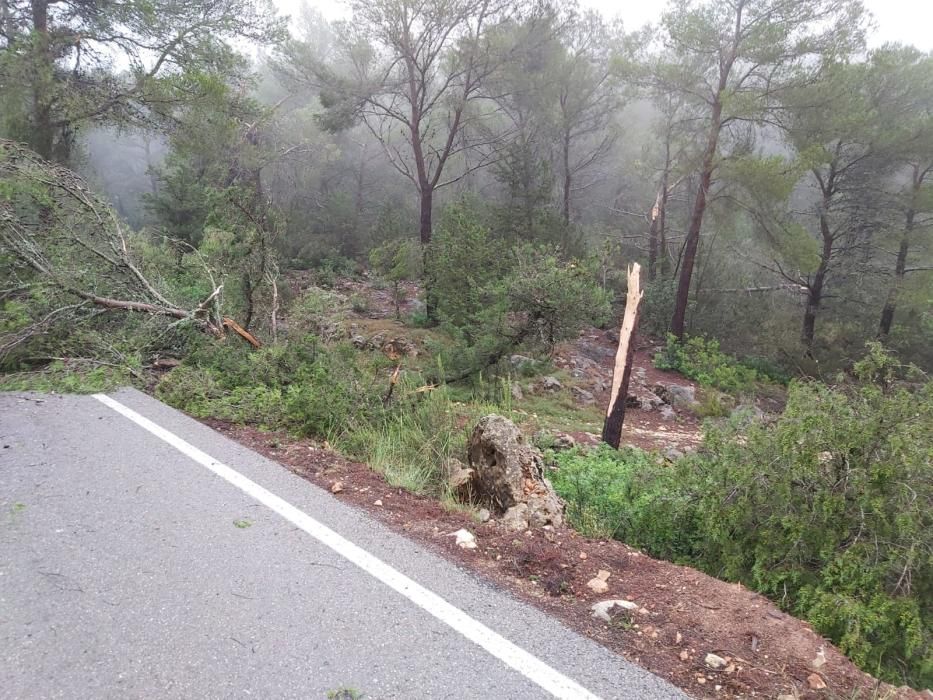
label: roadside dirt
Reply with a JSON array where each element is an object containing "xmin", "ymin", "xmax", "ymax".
[
  {"xmin": 247, "ymin": 274, "xmax": 920, "ymax": 698},
  {"xmin": 201, "ymin": 417, "xmax": 922, "ymax": 700}
]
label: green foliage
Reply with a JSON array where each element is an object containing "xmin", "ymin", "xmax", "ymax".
[
  {"xmin": 505, "ymin": 246, "xmax": 612, "ymax": 349},
  {"xmin": 654, "ymin": 334, "xmax": 761, "ymax": 394},
  {"xmin": 555, "ymin": 346, "xmax": 932, "ymax": 687},
  {"xmin": 338, "ymin": 384, "xmax": 475, "ymax": 494},
  {"xmin": 428, "ymin": 203, "xmax": 506, "ymax": 333},
  {"xmin": 552, "ymin": 446, "xmax": 700, "ymax": 551},
  {"xmin": 0, "ymin": 360, "xmax": 133, "ymax": 393},
  {"xmin": 287, "ymin": 287, "xmax": 347, "ymax": 341},
  {"xmin": 157, "ymin": 337, "xmax": 387, "ymax": 439}
]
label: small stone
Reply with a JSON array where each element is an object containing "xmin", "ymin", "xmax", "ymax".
[
  {"xmin": 590, "ymin": 599, "xmax": 637, "ymax": 621},
  {"xmin": 586, "ymin": 569, "xmax": 611, "ymax": 594},
  {"xmin": 811, "ymin": 646, "xmax": 827, "ymax": 669},
  {"xmin": 777, "ymin": 695, "xmax": 797, "ymax": 700},
  {"xmin": 807, "ymin": 673, "xmax": 827, "ymax": 690},
  {"xmin": 510, "ymin": 382, "xmax": 524, "ymax": 401},
  {"xmin": 705, "ymin": 653, "xmax": 727, "ymax": 669},
  {"xmin": 679, "ymin": 650, "xmax": 690, "ymax": 661},
  {"xmin": 477, "ymin": 508, "xmax": 491, "ymax": 522},
  {"xmin": 541, "ymin": 376, "xmax": 563, "ymax": 391},
  {"xmin": 330, "ymin": 481, "xmax": 344, "ymax": 493},
  {"xmin": 373, "ymin": 499, "xmax": 383, "ymax": 506},
  {"xmin": 675, "ymin": 632, "xmax": 683, "ymax": 645},
  {"xmin": 452, "ymin": 528, "xmax": 477, "ymax": 549},
  {"xmin": 579, "ymin": 551, "xmax": 588, "ymax": 560},
  {"xmin": 552, "ymin": 432, "xmax": 576, "ymax": 450},
  {"xmin": 696, "ymin": 677, "xmax": 706, "ymax": 685}
]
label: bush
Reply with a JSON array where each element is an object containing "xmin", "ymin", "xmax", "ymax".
[
  {"xmin": 552, "ymin": 446, "xmax": 700, "ymax": 551},
  {"xmin": 554, "ymin": 346, "xmax": 932, "ymax": 687},
  {"xmin": 654, "ymin": 334, "xmax": 760, "ymax": 394},
  {"xmin": 287, "ymin": 287, "xmax": 347, "ymax": 342},
  {"xmin": 505, "ymin": 246, "xmax": 612, "ymax": 350}
]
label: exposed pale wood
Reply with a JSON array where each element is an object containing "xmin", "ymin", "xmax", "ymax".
[
  {"xmin": 602, "ymin": 263, "xmax": 643, "ymax": 449},
  {"xmin": 222, "ymin": 317, "xmax": 262, "ymax": 348}
]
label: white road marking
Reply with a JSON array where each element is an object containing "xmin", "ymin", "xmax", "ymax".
[{"xmin": 93, "ymin": 393, "xmax": 602, "ymax": 700}]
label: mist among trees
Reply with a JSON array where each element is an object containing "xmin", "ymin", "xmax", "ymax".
[{"xmin": 2, "ymin": 0, "xmax": 932, "ymax": 689}]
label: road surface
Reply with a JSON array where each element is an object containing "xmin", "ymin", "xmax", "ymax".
[{"xmin": 0, "ymin": 388, "xmax": 684, "ymax": 699}]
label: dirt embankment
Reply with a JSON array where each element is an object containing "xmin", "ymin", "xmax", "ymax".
[{"xmin": 202, "ymin": 416, "xmax": 921, "ymax": 700}]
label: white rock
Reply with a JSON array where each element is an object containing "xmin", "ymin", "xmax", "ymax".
[
  {"xmin": 591, "ymin": 599, "xmax": 638, "ymax": 622},
  {"xmin": 811, "ymin": 645, "xmax": 826, "ymax": 669},
  {"xmin": 704, "ymin": 653, "xmax": 727, "ymax": 669},
  {"xmin": 451, "ymin": 528, "xmax": 477, "ymax": 549}
]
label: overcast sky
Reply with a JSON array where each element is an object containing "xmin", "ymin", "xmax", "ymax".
[{"xmin": 272, "ymin": 0, "xmax": 933, "ymax": 52}]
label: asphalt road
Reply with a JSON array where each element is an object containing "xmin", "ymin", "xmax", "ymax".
[{"xmin": 0, "ymin": 388, "xmax": 684, "ymax": 700}]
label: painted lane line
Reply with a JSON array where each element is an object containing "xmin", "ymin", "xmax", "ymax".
[{"xmin": 93, "ymin": 393, "xmax": 602, "ymax": 700}]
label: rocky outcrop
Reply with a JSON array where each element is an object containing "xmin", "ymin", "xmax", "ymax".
[{"xmin": 464, "ymin": 415, "xmax": 564, "ymax": 531}]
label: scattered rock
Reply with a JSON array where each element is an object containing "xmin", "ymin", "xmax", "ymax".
[
  {"xmin": 591, "ymin": 599, "xmax": 637, "ymax": 622},
  {"xmin": 330, "ymin": 481, "xmax": 344, "ymax": 494},
  {"xmin": 807, "ymin": 673, "xmax": 827, "ymax": 690},
  {"xmin": 579, "ymin": 552, "xmax": 588, "ymax": 560},
  {"xmin": 656, "ymin": 383, "xmax": 698, "ymax": 409},
  {"xmin": 571, "ymin": 386, "xmax": 595, "ymax": 405},
  {"xmin": 452, "ymin": 528, "xmax": 477, "ymax": 549},
  {"xmin": 638, "ymin": 391, "xmax": 664, "ymax": 411},
  {"xmin": 465, "ymin": 415, "xmax": 564, "ymax": 529},
  {"xmin": 510, "ymin": 382, "xmax": 524, "ymax": 401},
  {"xmin": 476, "ymin": 508, "xmax": 491, "ymax": 523},
  {"xmin": 373, "ymin": 499, "xmax": 383, "ymax": 506},
  {"xmin": 541, "ymin": 376, "xmax": 563, "ymax": 392},
  {"xmin": 675, "ymin": 632, "xmax": 683, "ymax": 645},
  {"xmin": 776, "ymin": 695, "xmax": 797, "ymax": 700},
  {"xmin": 704, "ymin": 653, "xmax": 728, "ymax": 669},
  {"xmin": 731, "ymin": 403, "xmax": 765, "ymax": 424},
  {"xmin": 501, "ymin": 503, "xmax": 529, "ymax": 531},
  {"xmin": 811, "ymin": 646, "xmax": 826, "ymax": 669},
  {"xmin": 664, "ymin": 447, "xmax": 685, "ymax": 462},
  {"xmin": 351, "ymin": 334, "xmax": 367, "ymax": 349},
  {"xmin": 587, "ymin": 569, "xmax": 611, "ymax": 594},
  {"xmin": 551, "ymin": 432, "xmax": 576, "ymax": 450},
  {"xmin": 659, "ymin": 405, "xmax": 676, "ymax": 420},
  {"xmin": 445, "ymin": 458, "xmax": 475, "ymax": 502},
  {"xmin": 509, "ymin": 354, "xmax": 534, "ymax": 369},
  {"xmin": 679, "ymin": 650, "xmax": 690, "ymax": 662}
]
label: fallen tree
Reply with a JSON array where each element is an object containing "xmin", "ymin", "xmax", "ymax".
[{"xmin": 0, "ymin": 139, "xmax": 252, "ymax": 364}]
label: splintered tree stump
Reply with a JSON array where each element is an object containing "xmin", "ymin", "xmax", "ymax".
[{"xmin": 602, "ymin": 263, "xmax": 643, "ymax": 449}]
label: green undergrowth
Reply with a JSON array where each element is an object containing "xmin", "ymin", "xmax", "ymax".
[
  {"xmin": 553, "ymin": 345, "xmax": 932, "ymax": 688},
  {"xmin": 0, "ymin": 360, "xmax": 136, "ymax": 393},
  {"xmin": 654, "ymin": 333, "xmax": 790, "ymax": 394},
  {"xmin": 156, "ymin": 334, "xmax": 516, "ymax": 495}
]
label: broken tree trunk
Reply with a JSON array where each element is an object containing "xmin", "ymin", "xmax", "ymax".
[{"xmin": 602, "ymin": 263, "xmax": 643, "ymax": 449}]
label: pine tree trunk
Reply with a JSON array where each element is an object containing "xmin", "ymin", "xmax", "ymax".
[
  {"xmin": 802, "ymin": 211, "xmax": 834, "ymax": 351},
  {"xmin": 30, "ymin": 0, "xmax": 55, "ymax": 161},
  {"xmin": 879, "ymin": 169, "xmax": 920, "ymax": 337},
  {"xmin": 419, "ymin": 187, "xmax": 436, "ymax": 322},
  {"xmin": 671, "ymin": 100, "xmax": 722, "ymax": 339}
]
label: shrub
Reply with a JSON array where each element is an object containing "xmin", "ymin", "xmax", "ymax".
[
  {"xmin": 287, "ymin": 287, "xmax": 347, "ymax": 342},
  {"xmin": 654, "ymin": 334, "xmax": 760, "ymax": 394},
  {"xmin": 505, "ymin": 246, "xmax": 612, "ymax": 350},
  {"xmin": 554, "ymin": 345, "xmax": 932, "ymax": 687},
  {"xmin": 552, "ymin": 445, "xmax": 701, "ymax": 553}
]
